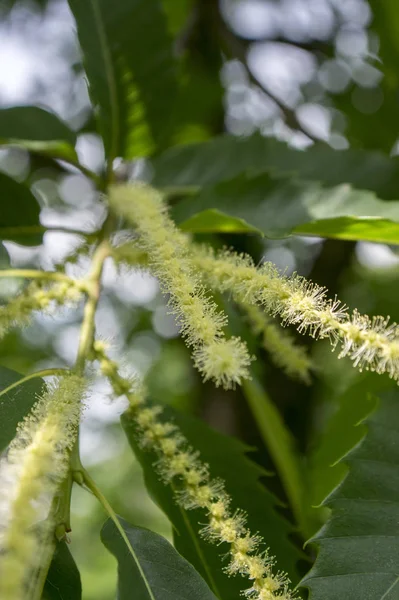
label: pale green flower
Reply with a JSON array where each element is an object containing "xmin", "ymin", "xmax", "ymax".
[{"xmin": 0, "ymin": 376, "xmax": 85, "ymax": 600}]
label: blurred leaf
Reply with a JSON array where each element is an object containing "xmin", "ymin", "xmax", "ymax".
[
  {"xmin": 172, "ymin": 174, "xmax": 399, "ymax": 245},
  {"xmin": 0, "ymin": 243, "xmax": 10, "ymax": 267},
  {"xmin": 0, "ymin": 106, "xmax": 76, "ymax": 146},
  {"xmin": 68, "ymin": 0, "xmax": 178, "ymax": 161},
  {"xmin": 101, "ymin": 517, "xmax": 217, "ymax": 599},
  {"xmin": 0, "ymin": 172, "xmax": 42, "ymax": 245},
  {"xmin": 5, "ymin": 141, "xmax": 78, "ymax": 164},
  {"xmin": 153, "ymin": 134, "xmax": 399, "ymax": 199},
  {"xmin": 293, "ymin": 216, "xmax": 399, "ymax": 244},
  {"xmin": 42, "ymin": 541, "xmax": 82, "ymax": 600},
  {"xmin": 302, "ymin": 390, "xmax": 399, "ymax": 599},
  {"xmin": 0, "ymin": 367, "xmax": 44, "ymax": 452},
  {"xmin": 168, "ymin": 2, "xmax": 224, "ymax": 146},
  {"xmin": 179, "ymin": 208, "xmax": 262, "ymax": 234},
  {"xmin": 161, "ymin": 0, "xmax": 194, "ymax": 35},
  {"xmin": 122, "ymin": 404, "xmax": 302, "ymax": 599}
]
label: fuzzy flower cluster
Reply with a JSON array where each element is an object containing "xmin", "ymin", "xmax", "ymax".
[
  {"xmin": 0, "ymin": 376, "xmax": 85, "ymax": 600},
  {"xmin": 109, "ymin": 184, "xmax": 252, "ymax": 389},
  {"xmin": 94, "ymin": 341, "xmax": 293, "ymax": 600},
  {"xmin": 191, "ymin": 246, "xmax": 399, "ymax": 383},
  {"xmin": 0, "ymin": 279, "xmax": 83, "ymax": 341},
  {"xmin": 112, "ymin": 237, "xmax": 312, "ymax": 384},
  {"xmin": 241, "ymin": 303, "xmax": 312, "ymax": 384}
]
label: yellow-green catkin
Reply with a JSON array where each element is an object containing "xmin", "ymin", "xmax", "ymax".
[
  {"xmin": 0, "ymin": 375, "xmax": 85, "ymax": 600},
  {"xmin": 242, "ymin": 303, "xmax": 312, "ymax": 384},
  {"xmin": 192, "ymin": 245, "xmax": 399, "ymax": 383},
  {"xmin": 0, "ymin": 279, "xmax": 83, "ymax": 341},
  {"xmin": 108, "ymin": 183, "xmax": 252, "ymax": 389},
  {"xmin": 94, "ymin": 342, "xmax": 293, "ymax": 600}
]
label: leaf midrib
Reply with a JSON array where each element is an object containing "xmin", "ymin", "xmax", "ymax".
[{"xmin": 89, "ymin": 0, "xmax": 119, "ymax": 169}]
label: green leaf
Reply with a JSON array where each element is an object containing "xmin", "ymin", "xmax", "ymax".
[
  {"xmin": 42, "ymin": 541, "xmax": 82, "ymax": 600},
  {"xmin": 122, "ymin": 404, "xmax": 302, "ymax": 599},
  {"xmin": 308, "ymin": 373, "xmax": 392, "ymax": 509},
  {"xmin": 0, "ymin": 243, "xmax": 10, "ymax": 267},
  {"xmin": 0, "ymin": 106, "xmax": 78, "ymax": 168},
  {"xmin": 6, "ymin": 140, "xmax": 78, "ymax": 164},
  {"xmin": 171, "ymin": 173, "xmax": 399, "ymax": 245},
  {"xmin": 293, "ymin": 217, "xmax": 399, "ymax": 245},
  {"xmin": 152, "ymin": 134, "xmax": 399, "ymax": 199},
  {"xmin": 302, "ymin": 390, "xmax": 399, "ymax": 599},
  {"xmin": 179, "ymin": 208, "xmax": 262, "ymax": 235},
  {"xmin": 101, "ymin": 516, "xmax": 217, "ymax": 600},
  {"xmin": 0, "ymin": 106, "xmax": 76, "ymax": 146},
  {"xmin": 0, "ymin": 172, "xmax": 42, "ymax": 245},
  {"xmin": 0, "ymin": 366, "xmax": 44, "ymax": 452},
  {"xmin": 242, "ymin": 378, "xmax": 312, "ymax": 539},
  {"xmin": 68, "ymin": 0, "xmax": 178, "ymax": 161}
]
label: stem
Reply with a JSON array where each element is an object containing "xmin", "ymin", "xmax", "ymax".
[
  {"xmin": 0, "ymin": 368, "xmax": 68, "ymax": 400},
  {"xmin": 0, "ymin": 269, "xmax": 73, "ymax": 281},
  {"xmin": 54, "ymin": 472, "xmax": 75, "ymax": 539},
  {"xmin": 75, "ymin": 238, "xmax": 110, "ymax": 373},
  {"xmin": 32, "ymin": 220, "xmax": 112, "ymax": 599},
  {"xmin": 81, "ymin": 469, "xmax": 156, "ymax": 600},
  {"xmin": 81, "ymin": 469, "xmax": 121, "ymax": 529}
]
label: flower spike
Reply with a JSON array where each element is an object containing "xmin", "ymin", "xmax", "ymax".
[
  {"xmin": 0, "ymin": 375, "xmax": 85, "ymax": 600},
  {"xmin": 108, "ymin": 183, "xmax": 252, "ymax": 389},
  {"xmin": 95, "ymin": 345, "xmax": 294, "ymax": 600}
]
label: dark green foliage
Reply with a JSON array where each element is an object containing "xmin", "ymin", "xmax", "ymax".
[
  {"xmin": 152, "ymin": 134, "xmax": 399, "ymax": 199},
  {"xmin": 42, "ymin": 542, "xmax": 82, "ymax": 600},
  {"xmin": 0, "ymin": 366, "xmax": 44, "ymax": 452},
  {"xmin": 0, "ymin": 172, "xmax": 42, "ymax": 245},
  {"xmin": 171, "ymin": 172, "xmax": 399, "ymax": 245},
  {"xmin": 303, "ymin": 391, "xmax": 399, "ymax": 599},
  {"xmin": 101, "ymin": 517, "xmax": 217, "ymax": 599},
  {"xmin": 68, "ymin": 0, "xmax": 178, "ymax": 161},
  {"xmin": 0, "ymin": 107, "xmax": 76, "ymax": 145}
]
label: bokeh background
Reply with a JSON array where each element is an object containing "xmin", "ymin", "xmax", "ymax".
[{"xmin": 1, "ymin": 0, "xmax": 399, "ymax": 597}]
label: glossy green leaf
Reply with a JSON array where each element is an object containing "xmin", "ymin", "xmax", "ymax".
[
  {"xmin": 153, "ymin": 133, "xmax": 399, "ymax": 199},
  {"xmin": 0, "ymin": 172, "xmax": 42, "ymax": 245},
  {"xmin": 42, "ymin": 541, "xmax": 82, "ymax": 600},
  {"xmin": 0, "ymin": 366, "xmax": 44, "ymax": 452},
  {"xmin": 101, "ymin": 517, "xmax": 217, "ymax": 600},
  {"xmin": 179, "ymin": 208, "xmax": 262, "ymax": 234},
  {"xmin": 122, "ymin": 404, "xmax": 302, "ymax": 600},
  {"xmin": 172, "ymin": 173, "xmax": 399, "ymax": 245},
  {"xmin": 68, "ymin": 0, "xmax": 178, "ymax": 161},
  {"xmin": 302, "ymin": 390, "xmax": 399, "ymax": 599},
  {"xmin": 0, "ymin": 106, "xmax": 76, "ymax": 145},
  {"xmin": 293, "ymin": 216, "xmax": 399, "ymax": 245}
]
